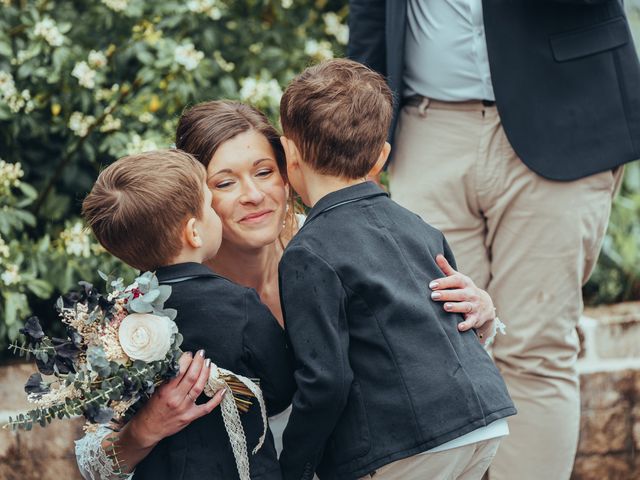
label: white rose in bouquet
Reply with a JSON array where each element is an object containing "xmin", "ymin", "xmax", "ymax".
[{"xmin": 118, "ymin": 313, "xmax": 177, "ymax": 362}]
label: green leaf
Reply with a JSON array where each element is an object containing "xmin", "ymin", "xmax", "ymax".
[{"xmin": 27, "ymin": 279, "xmax": 53, "ymax": 298}]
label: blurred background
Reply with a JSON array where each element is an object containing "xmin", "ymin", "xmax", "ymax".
[{"xmin": 0, "ymin": 1, "xmax": 639, "ymax": 479}]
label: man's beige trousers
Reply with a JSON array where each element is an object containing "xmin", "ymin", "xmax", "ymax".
[{"xmin": 390, "ymin": 99, "xmax": 622, "ymax": 480}]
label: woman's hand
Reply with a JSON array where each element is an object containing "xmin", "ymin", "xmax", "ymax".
[
  {"xmin": 124, "ymin": 350, "xmax": 225, "ymax": 449},
  {"xmin": 429, "ymin": 254, "xmax": 496, "ymax": 342}
]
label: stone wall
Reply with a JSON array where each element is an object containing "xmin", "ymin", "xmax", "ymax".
[
  {"xmin": 572, "ymin": 302, "xmax": 640, "ymax": 480},
  {"xmin": 0, "ymin": 303, "xmax": 638, "ymax": 479},
  {"xmin": 0, "ymin": 363, "xmax": 83, "ymax": 479}
]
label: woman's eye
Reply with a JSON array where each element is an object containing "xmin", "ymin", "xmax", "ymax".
[
  {"xmin": 256, "ymin": 169, "xmax": 273, "ymax": 178},
  {"xmin": 214, "ymin": 180, "xmax": 234, "ymax": 189}
]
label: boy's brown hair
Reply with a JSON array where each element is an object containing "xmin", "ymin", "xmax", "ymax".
[
  {"xmin": 82, "ymin": 149, "xmax": 206, "ymax": 271},
  {"xmin": 280, "ymin": 58, "xmax": 393, "ymax": 179}
]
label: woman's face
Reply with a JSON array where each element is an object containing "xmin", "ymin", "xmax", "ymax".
[{"xmin": 206, "ymin": 129, "xmax": 288, "ymax": 251}]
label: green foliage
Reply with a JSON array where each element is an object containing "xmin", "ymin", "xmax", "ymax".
[
  {"xmin": 0, "ymin": 0, "xmax": 348, "ymax": 357},
  {"xmin": 584, "ymin": 163, "xmax": 640, "ymax": 305}
]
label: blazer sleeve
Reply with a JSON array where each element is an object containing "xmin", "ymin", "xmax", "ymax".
[
  {"xmin": 278, "ymin": 246, "xmax": 354, "ymax": 480},
  {"xmin": 347, "ymin": 0, "xmax": 387, "ymax": 75},
  {"xmin": 242, "ymin": 289, "xmax": 296, "ymax": 417}
]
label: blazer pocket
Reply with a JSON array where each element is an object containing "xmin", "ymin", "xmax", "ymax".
[{"xmin": 550, "ymin": 17, "xmax": 629, "ymax": 62}]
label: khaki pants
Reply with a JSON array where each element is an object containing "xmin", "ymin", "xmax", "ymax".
[
  {"xmin": 359, "ymin": 438, "xmax": 501, "ymax": 480},
  {"xmin": 389, "ymin": 99, "xmax": 622, "ymax": 480}
]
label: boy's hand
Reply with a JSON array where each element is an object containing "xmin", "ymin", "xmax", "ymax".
[{"xmin": 429, "ymin": 254, "xmax": 496, "ymax": 342}]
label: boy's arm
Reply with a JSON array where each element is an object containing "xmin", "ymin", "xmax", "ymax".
[
  {"xmin": 243, "ymin": 289, "xmax": 296, "ymax": 416},
  {"xmin": 278, "ymin": 246, "xmax": 353, "ymax": 480}
]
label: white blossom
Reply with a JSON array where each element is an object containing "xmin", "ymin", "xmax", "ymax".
[
  {"xmin": 125, "ymin": 133, "xmax": 158, "ymax": 155},
  {"xmin": 0, "ymin": 235, "xmax": 9, "ymax": 259},
  {"xmin": 138, "ymin": 112, "xmax": 154, "ymax": 123},
  {"xmin": 68, "ymin": 111, "xmax": 95, "ymax": 137},
  {"xmin": 214, "ymin": 51, "xmax": 235, "ymax": 72},
  {"xmin": 102, "ymin": 0, "xmax": 128, "ymax": 12},
  {"xmin": 33, "ymin": 17, "xmax": 65, "ymax": 47},
  {"xmin": 0, "ymin": 159, "xmax": 24, "ymax": 190},
  {"xmin": 324, "ymin": 12, "xmax": 349, "ymax": 45},
  {"xmin": 175, "ymin": 42, "xmax": 205, "ymax": 71},
  {"xmin": 304, "ymin": 39, "xmax": 334, "ymax": 60},
  {"xmin": 100, "ymin": 114, "xmax": 122, "ymax": 132},
  {"xmin": 281, "ymin": 0, "xmax": 293, "ymax": 8},
  {"xmin": 1, "ymin": 264, "xmax": 21, "ymax": 286},
  {"xmin": 187, "ymin": 0, "xmax": 223, "ymax": 20},
  {"xmin": 239, "ymin": 76, "xmax": 283, "ymax": 107},
  {"xmin": 1, "ymin": 76, "xmax": 32, "ymax": 113},
  {"xmin": 88, "ymin": 50, "xmax": 108, "ymax": 69},
  {"xmin": 0, "ymin": 71, "xmax": 18, "ymax": 102},
  {"xmin": 60, "ymin": 222, "xmax": 92, "ymax": 258},
  {"xmin": 72, "ymin": 61, "xmax": 97, "ymax": 89}
]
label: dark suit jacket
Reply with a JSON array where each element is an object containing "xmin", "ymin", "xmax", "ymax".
[
  {"xmin": 348, "ymin": 0, "xmax": 640, "ymax": 180},
  {"xmin": 278, "ymin": 182, "xmax": 516, "ymax": 480},
  {"xmin": 134, "ymin": 262, "xmax": 295, "ymax": 480}
]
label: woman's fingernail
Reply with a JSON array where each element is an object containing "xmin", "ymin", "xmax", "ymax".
[
  {"xmin": 205, "ymin": 358, "xmax": 211, "ymax": 367},
  {"xmin": 431, "ymin": 292, "xmax": 441, "ymax": 300},
  {"xmin": 222, "ymin": 388, "xmax": 228, "ymax": 397},
  {"xmin": 429, "ymin": 281, "xmax": 439, "ymax": 289},
  {"xmin": 445, "ymin": 303, "xmax": 453, "ymax": 310},
  {"xmin": 198, "ymin": 349, "xmax": 205, "ymax": 357}
]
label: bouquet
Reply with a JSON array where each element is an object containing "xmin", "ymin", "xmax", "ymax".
[{"xmin": 5, "ymin": 271, "xmax": 266, "ymax": 480}]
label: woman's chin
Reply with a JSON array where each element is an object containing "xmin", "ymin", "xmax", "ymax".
[{"xmin": 229, "ymin": 225, "xmax": 281, "ymax": 250}]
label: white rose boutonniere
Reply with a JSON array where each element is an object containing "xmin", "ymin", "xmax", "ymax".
[{"xmin": 118, "ymin": 313, "xmax": 177, "ymax": 362}]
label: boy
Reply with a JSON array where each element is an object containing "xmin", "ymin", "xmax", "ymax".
[
  {"xmin": 82, "ymin": 149, "xmax": 295, "ymax": 479},
  {"xmin": 277, "ymin": 59, "xmax": 516, "ymax": 480}
]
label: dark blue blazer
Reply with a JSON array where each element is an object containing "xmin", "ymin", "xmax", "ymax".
[
  {"xmin": 134, "ymin": 262, "xmax": 295, "ymax": 480},
  {"xmin": 278, "ymin": 183, "xmax": 516, "ymax": 480},
  {"xmin": 348, "ymin": 0, "xmax": 640, "ymax": 181}
]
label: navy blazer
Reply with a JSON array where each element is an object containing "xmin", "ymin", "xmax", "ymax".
[
  {"xmin": 134, "ymin": 262, "xmax": 295, "ymax": 480},
  {"xmin": 278, "ymin": 183, "xmax": 516, "ymax": 480},
  {"xmin": 348, "ymin": 0, "xmax": 640, "ymax": 181}
]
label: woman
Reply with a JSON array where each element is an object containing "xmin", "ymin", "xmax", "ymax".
[{"xmin": 76, "ymin": 101, "xmax": 498, "ymax": 479}]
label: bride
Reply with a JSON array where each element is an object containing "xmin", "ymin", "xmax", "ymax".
[{"xmin": 76, "ymin": 100, "xmax": 499, "ymax": 479}]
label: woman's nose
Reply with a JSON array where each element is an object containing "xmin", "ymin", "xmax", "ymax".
[{"xmin": 239, "ymin": 180, "xmax": 265, "ymax": 204}]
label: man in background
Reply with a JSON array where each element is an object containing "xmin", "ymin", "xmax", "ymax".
[{"xmin": 348, "ymin": 1, "xmax": 640, "ymax": 479}]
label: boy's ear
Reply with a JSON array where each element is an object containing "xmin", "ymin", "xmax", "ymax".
[
  {"xmin": 280, "ymin": 136, "xmax": 301, "ymax": 170},
  {"xmin": 184, "ymin": 217, "xmax": 203, "ymax": 249},
  {"xmin": 369, "ymin": 142, "xmax": 391, "ymax": 177}
]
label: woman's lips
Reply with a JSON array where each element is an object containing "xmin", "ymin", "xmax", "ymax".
[{"xmin": 239, "ymin": 210, "xmax": 274, "ymax": 223}]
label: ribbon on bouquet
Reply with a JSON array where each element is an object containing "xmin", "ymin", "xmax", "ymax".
[{"xmin": 204, "ymin": 364, "xmax": 267, "ymax": 480}]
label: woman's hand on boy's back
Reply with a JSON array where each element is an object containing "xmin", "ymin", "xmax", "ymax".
[{"xmin": 429, "ymin": 254, "xmax": 496, "ymax": 343}]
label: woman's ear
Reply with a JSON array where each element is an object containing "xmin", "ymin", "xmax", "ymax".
[
  {"xmin": 369, "ymin": 141, "xmax": 391, "ymax": 177},
  {"xmin": 184, "ymin": 217, "xmax": 203, "ymax": 249}
]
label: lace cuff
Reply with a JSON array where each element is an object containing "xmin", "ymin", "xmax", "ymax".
[
  {"xmin": 75, "ymin": 426, "xmax": 134, "ymax": 480},
  {"xmin": 483, "ymin": 316, "xmax": 506, "ymax": 350}
]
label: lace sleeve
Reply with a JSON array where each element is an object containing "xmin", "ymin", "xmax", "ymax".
[
  {"xmin": 75, "ymin": 426, "xmax": 134, "ymax": 480},
  {"xmin": 483, "ymin": 316, "xmax": 506, "ymax": 350}
]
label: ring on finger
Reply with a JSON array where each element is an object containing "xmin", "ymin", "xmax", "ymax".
[
  {"xmin": 186, "ymin": 391, "xmax": 196, "ymax": 403},
  {"xmin": 466, "ymin": 303, "xmax": 473, "ymax": 314}
]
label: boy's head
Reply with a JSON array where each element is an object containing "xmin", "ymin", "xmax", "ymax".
[
  {"xmin": 82, "ymin": 149, "xmax": 222, "ymax": 271},
  {"xmin": 279, "ymin": 58, "xmax": 393, "ymax": 192}
]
